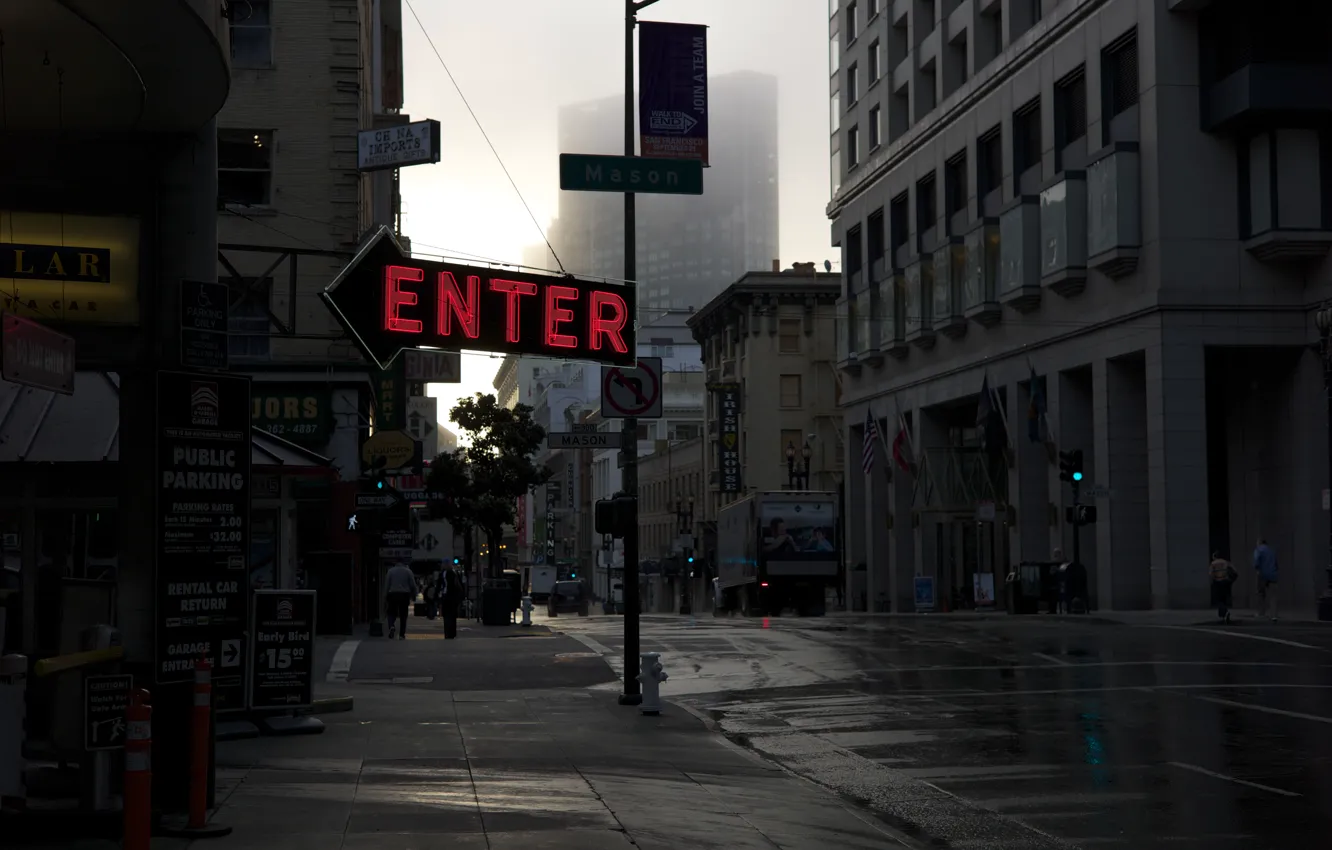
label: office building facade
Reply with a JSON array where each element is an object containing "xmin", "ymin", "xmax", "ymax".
[{"xmin": 828, "ymin": 0, "xmax": 1332, "ymax": 616}]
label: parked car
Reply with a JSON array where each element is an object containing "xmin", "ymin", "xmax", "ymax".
[{"xmin": 547, "ymin": 580, "xmax": 589, "ymax": 617}]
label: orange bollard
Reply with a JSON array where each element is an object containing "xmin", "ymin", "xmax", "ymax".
[
  {"xmin": 123, "ymin": 688, "xmax": 152, "ymax": 850},
  {"xmin": 188, "ymin": 657, "xmax": 212, "ymax": 830}
]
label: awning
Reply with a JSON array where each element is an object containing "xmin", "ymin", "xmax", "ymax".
[
  {"xmin": 251, "ymin": 427, "xmax": 337, "ymax": 475},
  {"xmin": 0, "ymin": 372, "xmax": 334, "ymax": 474}
]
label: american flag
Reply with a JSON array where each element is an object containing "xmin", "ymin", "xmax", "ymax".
[{"xmin": 862, "ymin": 409, "xmax": 880, "ymax": 475}]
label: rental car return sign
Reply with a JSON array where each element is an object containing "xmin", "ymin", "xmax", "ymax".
[{"xmin": 321, "ymin": 227, "xmax": 636, "ymax": 369}]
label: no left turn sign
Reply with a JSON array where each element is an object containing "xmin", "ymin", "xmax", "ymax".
[{"xmin": 601, "ymin": 357, "xmax": 663, "ymax": 419}]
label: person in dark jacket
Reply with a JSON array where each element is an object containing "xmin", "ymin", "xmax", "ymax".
[{"xmin": 441, "ymin": 566, "xmax": 464, "ymax": 639}]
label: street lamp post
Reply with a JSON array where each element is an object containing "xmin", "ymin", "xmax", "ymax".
[
  {"xmin": 786, "ymin": 442, "xmax": 812, "ymax": 490},
  {"xmin": 1316, "ymin": 308, "xmax": 1332, "ymax": 621},
  {"xmin": 676, "ymin": 497, "xmax": 695, "ymax": 614}
]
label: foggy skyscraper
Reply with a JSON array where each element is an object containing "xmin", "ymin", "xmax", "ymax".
[{"xmin": 549, "ymin": 71, "xmax": 779, "ymax": 315}]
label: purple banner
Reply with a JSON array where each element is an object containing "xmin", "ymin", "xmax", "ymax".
[{"xmin": 638, "ymin": 22, "xmax": 708, "ymax": 164}]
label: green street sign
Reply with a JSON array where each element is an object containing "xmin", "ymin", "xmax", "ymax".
[{"xmin": 559, "ymin": 154, "xmax": 703, "ymax": 196}]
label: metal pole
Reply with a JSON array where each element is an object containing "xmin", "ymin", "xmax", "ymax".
[
  {"xmin": 618, "ymin": 0, "xmax": 649, "ymax": 705},
  {"xmin": 1321, "ymin": 324, "xmax": 1332, "ymax": 621}
]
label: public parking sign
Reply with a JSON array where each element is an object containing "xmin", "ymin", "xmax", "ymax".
[{"xmin": 600, "ymin": 357, "xmax": 663, "ymax": 419}]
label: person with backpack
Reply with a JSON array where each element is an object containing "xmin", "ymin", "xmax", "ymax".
[
  {"xmin": 1253, "ymin": 539, "xmax": 1279, "ymax": 620},
  {"xmin": 441, "ymin": 564, "xmax": 465, "ymax": 639},
  {"xmin": 1209, "ymin": 551, "xmax": 1237, "ymax": 624}
]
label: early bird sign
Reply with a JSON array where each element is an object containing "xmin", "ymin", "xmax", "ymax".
[{"xmin": 321, "ymin": 227, "xmax": 637, "ymax": 369}]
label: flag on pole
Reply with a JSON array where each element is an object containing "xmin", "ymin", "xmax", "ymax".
[
  {"xmin": 892, "ymin": 426, "xmax": 911, "ymax": 472},
  {"xmin": 862, "ymin": 409, "xmax": 880, "ymax": 475}
]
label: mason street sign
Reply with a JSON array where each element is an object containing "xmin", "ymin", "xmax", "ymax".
[{"xmin": 559, "ymin": 153, "xmax": 703, "ymax": 196}]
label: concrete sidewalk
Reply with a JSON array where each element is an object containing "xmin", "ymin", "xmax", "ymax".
[
  {"xmin": 193, "ymin": 681, "xmax": 907, "ymax": 850},
  {"xmin": 8, "ymin": 612, "xmax": 912, "ymax": 849}
]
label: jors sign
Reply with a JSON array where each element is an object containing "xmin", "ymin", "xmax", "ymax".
[{"xmin": 321, "ymin": 227, "xmax": 636, "ymax": 369}]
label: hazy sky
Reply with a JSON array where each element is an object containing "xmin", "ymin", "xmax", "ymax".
[{"xmin": 403, "ymin": 0, "xmax": 832, "ymax": 432}]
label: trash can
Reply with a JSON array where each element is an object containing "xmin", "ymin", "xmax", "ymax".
[{"xmin": 480, "ymin": 586, "xmax": 510, "ymax": 626}]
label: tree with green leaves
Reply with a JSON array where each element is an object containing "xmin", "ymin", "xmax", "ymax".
[{"xmin": 426, "ymin": 393, "xmax": 551, "ymax": 577}]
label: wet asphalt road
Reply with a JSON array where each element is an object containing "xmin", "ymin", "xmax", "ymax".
[{"xmin": 548, "ymin": 612, "xmax": 1332, "ymax": 849}]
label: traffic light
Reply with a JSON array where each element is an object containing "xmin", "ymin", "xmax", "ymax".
[
  {"xmin": 686, "ymin": 555, "xmax": 695, "ymax": 564},
  {"xmin": 595, "ymin": 495, "xmax": 637, "ymax": 539},
  {"xmin": 1058, "ymin": 449, "xmax": 1085, "ymax": 484},
  {"xmin": 451, "ymin": 557, "xmax": 460, "ymax": 565}
]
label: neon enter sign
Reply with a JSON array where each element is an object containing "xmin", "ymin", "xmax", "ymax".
[
  {"xmin": 558, "ymin": 153, "xmax": 704, "ymax": 196},
  {"xmin": 322, "ymin": 227, "xmax": 637, "ymax": 368}
]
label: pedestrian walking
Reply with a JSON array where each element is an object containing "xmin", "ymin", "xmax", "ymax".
[
  {"xmin": 442, "ymin": 565, "xmax": 464, "ymax": 639},
  {"xmin": 384, "ymin": 562, "xmax": 416, "ymax": 640},
  {"xmin": 1253, "ymin": 538, "xmax": 1279, "ymax": 620},
  {"xmin": 1209, "ymin": 551, "xmax": 1237, "ymax": 623}
]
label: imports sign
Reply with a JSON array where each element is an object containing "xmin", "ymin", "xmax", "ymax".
[
  {"xmin": 251, "ymin": 386, "xmax": 332, "ymax": 445},
  {"xmin": 1, "ymin": 312, "xmax": 75, "ymax": 394},
  {"xmin": 0, "ymin": 211, "xmax": 141, "ymax": 324},
  {"xmin": 638, "ymin": 22, "xmax": 709, "ymax": 164},
  {"xmin": 154, "ymin": 371, "xmax": 251, "ymax": 712},
  {"xmin": 714, "ymin": 383, "xmax": 741, "ymax": 493},
  {"xmin": 356, "ymin": 119, "xmax": 442, "ymax": 173}
]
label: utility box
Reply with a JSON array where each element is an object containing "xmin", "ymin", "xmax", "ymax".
[{"xmin": 0, "ymin": 654, "xmax": 26, "ymax": 804}]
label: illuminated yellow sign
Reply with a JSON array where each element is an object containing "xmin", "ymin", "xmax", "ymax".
[{"xmin": 0, "ymin": 211, "xmax": 141, "ymax": 324}]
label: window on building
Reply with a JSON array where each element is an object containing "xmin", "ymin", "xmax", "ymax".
[
  {"xmin": 230, "ymin": 0, "xmax": 273, "ymax": 68},
  {"xmin": 780, "ymin": 429, "xmax": 805, "ymax": 462},
  {"xmin": 779, "ymin": 375, "xmax": 803, "ymax": 408},
  {"xmin": 977, "ymin": 126, "xmax": 1002, "ymax": 211},
  {"xmin": 868, "ymin": 0, "xmax": 880, "ymax": 17},
  {"xmin": 1054, "ymin": 66, "xmax": 1087, "ymax": 170},
  {"xmin": 779, "ymin": 319, "xmax": 802, "ymax": 353},
  {"xmin": 218, "ymin": 129, "xmax": 273, "ymax": 206},
  {"xmin": 847, "ymin": 126, "xmax": 860, "ymax": 169},
  {"xmin": 944, "ymin": 150, "xmax": 968, "ymax": 222},
  {"xmin": 867, "ymin": 208, "xmax": 885, "ymax": 269},
  {"xmin": 228, "ymin": 277, "xmax": 272, "ymax": 359},
  {"xmin": 869, "ymin": 105, "xmax": 882, "ymax": 149},
  {"xmin": 830, "ymin": 91, "xmax": 841, "ymax": 133},
  {"xmin": 1103, "ymin": 30, "xmax": 1139, "ymax": 119},
  {"xmin": 831, "ymin": 147, "xmax": 842, "ymax": 196},
  {"xmin": 829, "ymin": 31, "xmax": 840, "ymax": 75},
  {"xmin": 1013, "ymin": 99, "xmax": 1041, "ymax": 177},
  {"xmin": 889, "ymin": 191, "xmax": 909, "ymax": 265},
  {"xmin": 847, "ymin": 63, "xmax": 859, "ymax": 104},
  {"xmin": 845, "ymin": 0, "xmax": 858, "ymax": 43},
  {"xmin": 915, "ymin": 173, "xmax": 937, "ymax": 237},
  {"xmin": 869, "ymin": 40, "xmax": 882, "ymax": 82}
]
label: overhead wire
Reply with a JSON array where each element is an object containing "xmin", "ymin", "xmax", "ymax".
[{"xmin": 402, "ymin": 0, "xmax": 566, "ymax": 274}]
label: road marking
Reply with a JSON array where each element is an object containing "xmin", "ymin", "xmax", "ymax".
[
  {"xmin": 563, "ymin": 631, "xmax": 617, "ymax": 658},
  {"xmin": 898, "ymin": 683, "xmax": 1332, "ymax": 699},
  {"xmin": 1032, "ymin": 652, "xmax": 1071, "ymax": 666},
  {"xmin": 1191, "ymin": 694, "xmax": 1332, "ymax": 725},
  {"xmin": 326, "ymin": 639, "xmax": 361, "ymax": 683},
  {"xmin": 1147, "ymin": 625, "xmax": 1323, "ymax": 651},
  {"xmin": 1167, "ymin": 761, "xmax": 1301, "ymax": 797},
  {"xmin": 857, "ymin": 660, "xmax": 1328, "ymax": 675}
]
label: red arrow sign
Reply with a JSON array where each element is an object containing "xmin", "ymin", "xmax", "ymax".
[{"xmin": 321, "ymin": 227, "xmax": 637, "ymax": 369}]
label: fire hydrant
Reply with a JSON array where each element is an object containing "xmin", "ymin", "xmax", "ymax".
[
  {"xmin": 520, "ymin": 596, "xmax": 533, "ymax": 627},
  {"xmin": 636, "ymin": 652, "xmax": 668, "ymax": 715}
]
